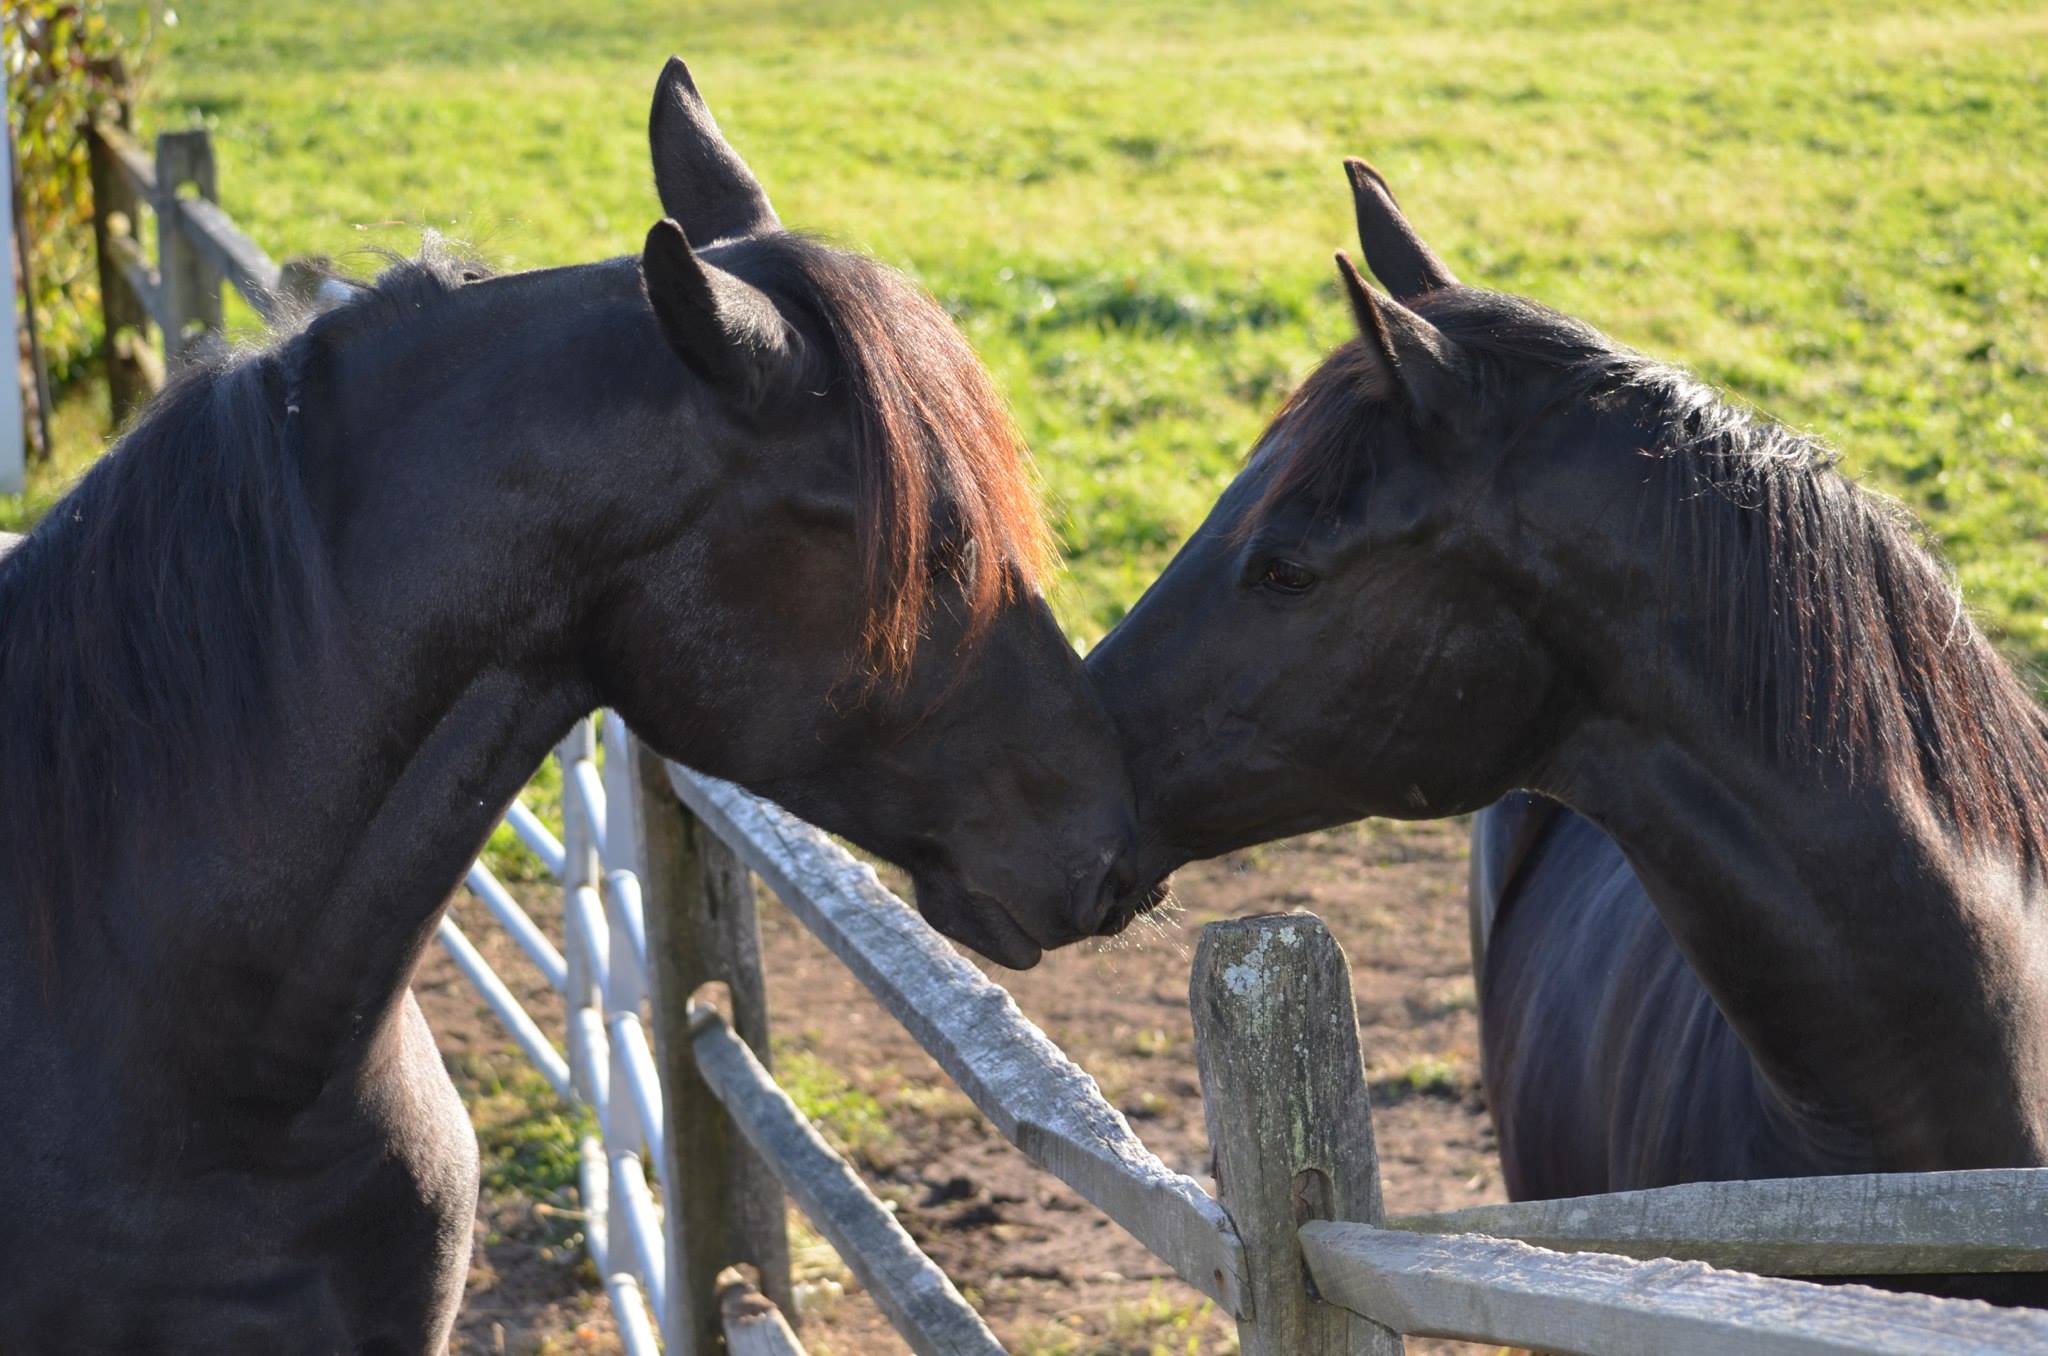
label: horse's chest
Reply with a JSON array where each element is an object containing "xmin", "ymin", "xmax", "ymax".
[{"xmin": 0, "ymin": 995, "xmax": 475, "ymax": 1353}]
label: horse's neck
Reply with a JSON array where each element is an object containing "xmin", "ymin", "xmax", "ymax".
[
  {"xmin": 1545, "ymin": 711, "xmax": 2048, "ymax": 1169},
  {"xmin": 114, "ymin": 390, "xmax": 602, "ymax": 1108},
  {"xmin": 121, "ymin": 604, "xmax": 594, "ymax": 1115}
]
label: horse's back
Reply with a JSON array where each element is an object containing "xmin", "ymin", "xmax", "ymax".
[{"xmin": 1468, "ymin": 796, "xmax": 1840, "ymax": 1197}]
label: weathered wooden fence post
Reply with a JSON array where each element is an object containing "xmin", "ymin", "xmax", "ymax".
[
  {"xmin": 631, "ymin": 738, "xmax": 794, "ymax": 1352},
  {"xmin": 153, "ymin": 128, "xmax": 221, "ymax": 369},
  {"xmin": 85, "ymin": 111, "xmax": 155, "ymax": 423},
  {"xmin": 1192, "ymin": 913, "xmax": 1404, "ymax": 1356},
  {"xmin": 1, "ymin": 59, "xmax": 22, "ymax": 496}
]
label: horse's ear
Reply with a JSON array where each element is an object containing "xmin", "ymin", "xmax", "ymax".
[
  {"xmin": 648, "ymin": 56, "xmax": 780, "ymax": 247},
  {"xmin": 1335, "ymin": 251, "xmax": 1459, "ymax": 411},
  {"xmin": 641, "ymin": 219, "xmax": 802, "ymax": 407},
  {"xmin": 1344, "ymin": 158, "xmax": 1457, "ymax": 300}
]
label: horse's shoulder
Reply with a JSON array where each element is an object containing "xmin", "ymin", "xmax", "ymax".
[{"xmin": 1470, "ymin": 791, "xmax": 1567, "ymax": 908}]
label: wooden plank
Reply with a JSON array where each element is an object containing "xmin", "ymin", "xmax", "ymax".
[
  {"xmin": 84, "ymin": 120, "xmax": 157, "ymax": 426},
  {"xmin": 92, "ymin": 120, "xmax": 157, "ymax": 199},
  {"xmin": 116, "ymin": 329, "xmax": 164, "ymax": 397},
  {"xmin": 634, "ymin": 741, "xmax": 792, "ymax": 1350},
  {"xmin": 690, "ymin": 1007, "xmax": 1005, "ymax": 1356},
  {"xmin": 106, "ymin": 233, "xmax": 162, "ymax": 327},
  {"xmin": 170, "ymin": 195, "xmax": 282, "ymax": 321},
  {"xmin": 1192, "ymin": 915, "xmax": 1401, "ymax": 1355},
  {"xmin": 667, "ymin": 763, "xmax": 1249, "ymax": 1316},
  {"xmin": 719, "ymin": 1268, "xmax": 810, "ymax": 1356},
  {"xmin": 1300, "ymin": 1222, "xmax": 2048, "ymax": 1356},
  {"xmin": 0, "ymin": 70, "xmax": 20, "ymax": 496},
  {"xmin": 155, "ymin": 129, "xmax": 223, "ymax": 367},
  {"xmin": 1387, "ymin": 1168, "xmax": 2048, "ymax": 1276}
]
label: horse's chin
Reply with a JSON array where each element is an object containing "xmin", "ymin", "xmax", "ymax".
[{"xmin": 912, "ymin": 878, "xmax": 1048, "ymax": 971}]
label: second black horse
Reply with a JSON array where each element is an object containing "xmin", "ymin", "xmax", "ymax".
[{"xmin": 1089, "ymin": 158, "xmax": 2048, "ymax": 1299}]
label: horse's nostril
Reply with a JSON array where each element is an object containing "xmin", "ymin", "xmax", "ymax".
[
  {"xmin": 1072, "ymin": 848, "xmax": 1164, "ymax": 939},
  {"xmin": 1071, "ymin": 857, "xmax": 1132, "ymax": 936}
]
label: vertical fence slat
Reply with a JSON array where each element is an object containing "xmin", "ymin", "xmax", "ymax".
[
  {"xmin": 630, "ymin": 733, "xmax": 793, "ymax": 1351},
  {"xmin": 85, "ymin": 115, "xmax": 157, "ymax": 423},
  {"xmin": 1192, "ymin": 914, "xmax": 1403, "ymax": 1356},
  {"xmin": 1, "ymin": 61, "xmax": 21, "ymax": 497},
  {"xmin": 153, "ymin": 128, "xmax": 220, "ymax": 368}
]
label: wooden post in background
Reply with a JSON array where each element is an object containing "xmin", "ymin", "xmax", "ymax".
[
  {"xmin": 633, "ymin": 738, "xmax": 793, "ymax": 1352},
  {"xmin": 0, "ymin": 61, "xmax": 22, "ymax": 495},
  {"xmin": 1192, "ymin": 914, "xmax": 1404, "ymax": 1356},
  {"xmin": 153, "ymin": 128, "xmax": 220, "ymax": 369},
  {"xmin": 86, "ymin": 110, "xmax": 154, "ymax": 424}
]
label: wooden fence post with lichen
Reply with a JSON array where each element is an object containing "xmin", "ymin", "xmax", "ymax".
[{"xmin": 1192, "ymin": 913, "xmax": 1404, "ymax": 1355}]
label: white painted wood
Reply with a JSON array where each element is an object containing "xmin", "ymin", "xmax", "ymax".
[
  {"xmin": 567, "ymin": 884, "xmax": 610, "ymax": 1001},
  {"xmin": 433, "ymin": 917, "xmax": 571, "ymax": 1098},
  {"xmin": 569, "ymin": 756, "xmax": 608, "ymax": 858},
  {"xmin": 610, "ymin": 1010, "xmax": 666, "ymax": 1168},
  {"xmin": 667, "ymin": 762, "xmax": 1249, "ymax": 1316},
  {"xmin": 581, "ymin": 1136, "xmax": 663, "ymax": 1356},
  {"xmin": 689, "ymin": 1006, "xmax": 1004, "ymax": 1356},
  {"xmin": 612, "ymin": 1149, "xmax": 668, "ymax": 1323},
  {"xmin": 1, "ymin": 64, "xmax": 23, "ymax": 498},
  {"xmin": 464, "ymin": 860, "xmax": 567, "ymax": 991},
  {"xmin": 1300, "ymin": 1222, "xmax": 2048, "ymax": 1356},
  {"xmin": 1388, "ymin": 1168, "xmax": 2048, "ymax": 1275},
  {"xmin": 503, "ymin": 799, "xmax": 566, "ymax": 878}
]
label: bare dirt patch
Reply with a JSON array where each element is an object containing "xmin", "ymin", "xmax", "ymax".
[{"xmin": 416, "ymin": 819, "xmax": 1505, "ymax": 1354}]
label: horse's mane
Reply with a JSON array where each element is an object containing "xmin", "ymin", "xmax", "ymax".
[
  {"xmin": 730, "ymin": 233, "xmax": 1051, "ymax": 676},
  {"xmin": 1260, "ymin": 286, "xmax": 2048, "ymax": 859},
  {"xmin": 2, "ymin": 324, "xmax": 318, "ymax": 959}
]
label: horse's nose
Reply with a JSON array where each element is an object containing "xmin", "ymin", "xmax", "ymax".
[{"xmin": 1070, "ymin": 850, "xmax": 1146, "ymax": 938}]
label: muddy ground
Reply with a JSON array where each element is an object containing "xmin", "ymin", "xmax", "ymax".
[{"xmin": 416, "ymin": 818, "xmax": 1505, "ymax": 1354}]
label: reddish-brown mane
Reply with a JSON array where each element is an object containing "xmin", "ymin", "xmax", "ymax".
[{"xmin": 754, "ymin": 236, "xmax": 1052, "ymax": 677}]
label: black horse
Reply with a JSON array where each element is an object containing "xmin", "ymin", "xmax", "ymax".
[
  {"xmin": 0, "ymin": 60, "xmax": 1149, "ymax": 1352},
  {"xmin": 1089, "ymin": 161, "xmax": 2048, "ymax": 1292}
]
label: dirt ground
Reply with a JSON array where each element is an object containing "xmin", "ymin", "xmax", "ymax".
[{"xmin": 415, "ymin": 817, "xmax": 1506, "ymax": 1355}]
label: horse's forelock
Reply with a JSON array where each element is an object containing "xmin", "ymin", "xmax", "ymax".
[{"xmin": 750, "ymin": 236, "xmax": 1052, "ymax": 678}]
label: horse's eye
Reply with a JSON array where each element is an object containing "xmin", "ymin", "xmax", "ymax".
[{"xmin": 1258, "ymin": 558, "xmax": 1317, "ymax": 595}]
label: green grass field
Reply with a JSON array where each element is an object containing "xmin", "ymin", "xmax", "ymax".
[{"xmin": 14, "ymin": 0, "xmax": 2047, "ymax": 680}]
